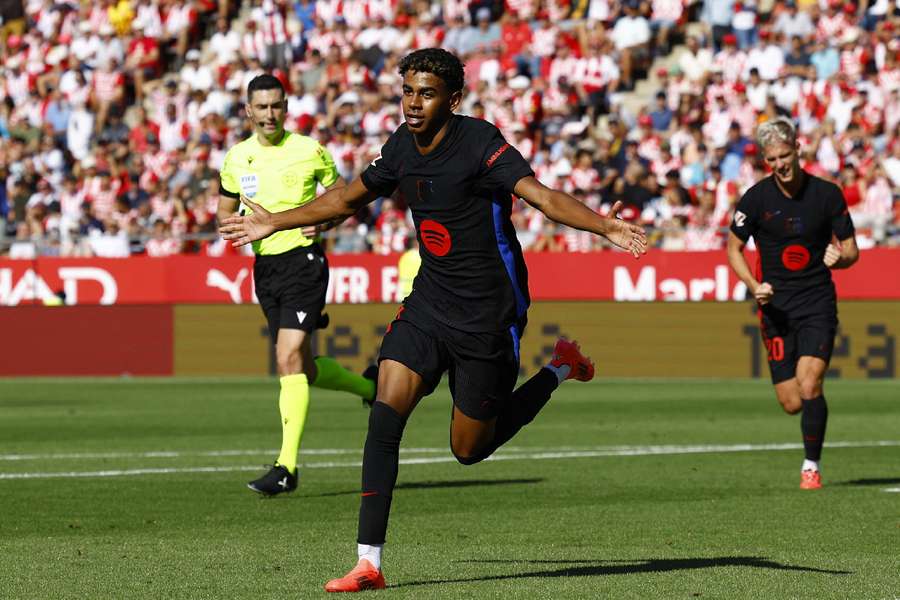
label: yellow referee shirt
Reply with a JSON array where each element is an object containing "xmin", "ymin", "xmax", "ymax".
[{"xmin": 220, "ymin": 131, "xmax": 339, "ymax": 256}]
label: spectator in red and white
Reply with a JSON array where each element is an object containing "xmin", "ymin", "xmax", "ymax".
[
  {"xmin": 816, "ymin": 0, "xmax": 852, "ymax": 43},
  {"xmin": 873, "ymin": 21, "xmax": 899, "ymax": 73},
  {"xmin": 4, "ymin": 54, "xmax": 32, "ymax": 106},
  {"xmin": 373, "ymin": 198, "xmax": 410, "ymax": 255},
  {"xmin": 443, "ymin": 0, "xmax": 471, "ymax": 25},
  {"xmin": 650, "ymin": 141, "xmax": 681, "ymax": 185},
  {"xmin": 412, "ymin": 12, "xmax": 445, "ymax": 50},
  {"xmin": 142, "ymin": 134, "xmax": 174, "ymax": 183},
  {"xmin": 744, "ymin": 29, "xmax": 784, "ymax": 81},
  {"xmin": 578, "ymin": 38, "xmax": 621, "ymax": 115},
  {"xmin": 250, "ymin": 0, "xmax": 290, "ymax": 71},
  {"xmin": 702, "ymin": 92, "xmax": 733, "ymax": 149},
  {"xmin": 714, "ymin": 33, "xmax": 747, "ymax": 82},
  {"xmin": 208, "ymin": 16, "xmax": 241, "ymax": 68},
  {"xmin": 650, "ymin": 0, "xmax": 684, "ymax": 55},
  {"xmin": 610, "ymin": 0, "xmax": 651, "ymax": 90},
  {"xmin": 882, "ymin": 136, "xmax": 900, "ymax": 189},
  {"xmin": 158, "ymin": 102, "xmax": 190, "ymax": 153},
  {"xmin": 684, "ymin": 183, "xmax": 727, "ymax": 250},
  {"xmin": 69, "ymin": 21, "xmax": 100, "ymax": 67},
  {"xmin": 679, "ymin": 35, "xmax": 713, "ymax": 85},
  {"xmin": 240, "ymin": 18, "xmax": 267, "ymax": 64},
  {"xmin": 180, "ymin": 49, "xmax": 215, "ymax": 92},
  {"xmin": 95, "ymin": 24, "xmax": 125, "ymax": 71},
  {"xmin": 162, "ymin": 0, "xmax": 197, "ymax": 68},
  {"xmin": 127, "ymin": 105, "xmax": 160, "ymax": 156},
  {"xmin": 62, "ymin": 97, "xmax": 93, "ymax": 161},
  {"xmin": 84, "ymin": 168, "xmax": 122, "ymax": 223},
  {"xmin": 508, "ymin": 122, "xmax": 533, "ymax": 161},
  {"xmin": 529, "ymin": 15, "xmax": 559, "ymax": 68},
  {"xmin": 744, "ymin": 67, "xmax": 768, "ymax": 111},
  {"xmin": 547, "ymin": 39, "xmax": 579, "ymax": 88},
  {"xmin": 769, "ymin": 67, "xmax": 801, "ymax": 113},
  {"xmin": 131, "ymin": 0, "xmax": 164, "ymax": 38},
  {"xmin": 500, "ymin": 9, "xmax": 532, "ymax": 70},
  {"xmin": 838, "ymin": 28, "xmax": 867, "ymax": 82},
  {"xmin": 853, "ymin": 164, "xmax": 894, "ymax": 244},
  {"xmin": 90, "ymin": 57, "xmax": 125, "ymax": 135},
  {"xmin": 565, "ymin": 149, "xmax": 601, "ymax": 194},
  {"xmin": 145, "ymin": 219, "xmax": 182, "ymax": 257},
  {"xmin": 826, "ymin": 81, "xmax": 859, "ymax": 134},
  {"xmin": 124, "ymin": 21, "xmax": 162, "ymax": 104}
]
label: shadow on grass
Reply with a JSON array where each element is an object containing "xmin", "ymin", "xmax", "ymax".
[
  {"xmin": 838, "ymin": 477, "xmax": 900, "ymax": 486},
  {"xmin": 309, "ymin": 478, "xmax": 543, "ymax": 498},
  {"xmin": 389, "ymin": 556, "xmax": 851, "ymax": 588}
]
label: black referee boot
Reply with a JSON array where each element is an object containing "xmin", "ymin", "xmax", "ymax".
[{"xmin": 247, "ymin": 464, "xmax": 297, "ymax": 496}]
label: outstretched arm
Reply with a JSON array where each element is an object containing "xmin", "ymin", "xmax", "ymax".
[
  {"xmin": 219, "ymin": 177, "xmax": 377, "ymax": 247},
  {"xmin": 513, "ymin": 175, "xmax": 647, "ymax": 257}
]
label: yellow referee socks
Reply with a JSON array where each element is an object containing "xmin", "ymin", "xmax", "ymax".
[
  {"xmin": 275, "ymin": 374, "xmax": 309, "ymax": 474},
  {"xmin": 313, "ymin": 356, "xmax": 375, "ymax": 402}
]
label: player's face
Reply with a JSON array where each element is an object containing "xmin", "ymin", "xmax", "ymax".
[
  {"xmin": 401, "ymin": 70, "xmax": 461, "ymax": 136},
  {"xmin": 246, "ymin": 88, "xmax": 287, "ymax": 140},
  {"xmin": 762, "ymin": 140, "xmax": 800, "ymax": 186}
]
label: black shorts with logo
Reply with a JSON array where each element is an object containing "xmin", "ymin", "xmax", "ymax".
[
  {"xmin": 759, "ymin": 302, "xmax": 837, "ymax": 384},
  {"xmin": 378, "ymin": 303, "xmax": 523, "ymax": 421},
  {"xmin": 254, "ymin": 243, "xmax": 328, "ymax": 340}
]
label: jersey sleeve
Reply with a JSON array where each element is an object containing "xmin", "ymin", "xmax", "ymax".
[
  {"xmin": 476, "ymin": 127, "xmax": 534, "ymax": 194},
  {"xmin": 360, "ymin": 131, "xmax": 400, "ymax": 197},
  {"xmin": 730, "ymin": 188, "xmax": 759, "ymax": 242},
  {"xmin": 219, "ymin": 149, "xmax": 239, "ymax": 199},
  {"xmin": 313, "ymin": 142, "xmax": 339, "ymax": 188},
  {"xmin": 827, "ymin": 183, "xmax": 855, "ymax": 240}
]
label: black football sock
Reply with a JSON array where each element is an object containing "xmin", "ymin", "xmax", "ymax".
[
  {"xmin": 358, "ymin": 402, "xmax": 406, "ymax": 545},
  {"xmin": 800, "ymin": 395, "xmax": 828, "ymax": 462},
  {"xmin": 458, "ymin": 368, "xmax": 559, "ymax": 465}
]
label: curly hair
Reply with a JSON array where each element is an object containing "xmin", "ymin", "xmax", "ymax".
[{"xmin": 397, "ymin": 48, "xmax": 465, "ymax": 94}]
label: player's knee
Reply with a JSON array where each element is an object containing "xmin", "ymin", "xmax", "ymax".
[
  {"xmin": 276, "ymin": 351, "xmax": 301, "ymax": 376},
  {"xmin": 452, "ymin": 449, "xmax": 485, "ymax": 466},
  {"xmin": 779, "ymin": 400, "xmax": 802, "ymax": 415},
  {"xmin": 798, "ymin": 378, "xmax": 822, "ymax": 400},
  {"xmin": 450, "ymin": 438, "xmax": 489, "ymax": 465}
]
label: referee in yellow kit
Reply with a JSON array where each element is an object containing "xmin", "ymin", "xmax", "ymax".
[{"xmin": 218, "ymin": 73, "xmax": 376, "ymax": 496}]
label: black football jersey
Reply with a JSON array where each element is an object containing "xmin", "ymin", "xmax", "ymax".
[
  {"xmin": 361, "ymin": 115, "xmax": 535, "ymax": 332},
  {"xmin": 730, "ymin": 172, "xmax": 855, "ymax": 314}
]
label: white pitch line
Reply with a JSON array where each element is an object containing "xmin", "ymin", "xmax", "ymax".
[
  {"xmin": 884, "ymin": 487, "xmax": 900, "ymax": 493},
  {"xmin": 2, "ymin": 440, "xmax": 898, "ymax": 463},
  {"xmin": 0, "ymin": 440, "xmax": 898, "ymax": 481}
]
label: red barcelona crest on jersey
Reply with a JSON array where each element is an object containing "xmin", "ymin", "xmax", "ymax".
[
  {"xmin": 420, "ymin": 219, "xmax": 451, "ymax": 256},
  {"xmin": 782, "ymin": 244, "xmax": 810, "ymax": 271}
]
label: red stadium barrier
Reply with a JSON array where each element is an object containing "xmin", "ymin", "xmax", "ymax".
[
  {"xmin": 1, "ymin": 249, "xmax": 899, "ymax": 306},
  {"xmin": 0, "ymin": 305, "xmax": 173, "ymax": 375}
]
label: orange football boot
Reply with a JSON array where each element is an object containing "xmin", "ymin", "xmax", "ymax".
[
  {"xmin": 800, "ymin": 469, "xmax": 822, "ymax": 490},
  {"xmin": 550, "ymin": 338, "xmax": 595, "ymax": 382},
  {"xmin": 324, "ymin": 559, "xmax": 386, "ymax": 593}
]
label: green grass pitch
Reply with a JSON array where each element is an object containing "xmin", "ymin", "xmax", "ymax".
[{"xmin": 1, "ymin": 377, "xmax": 898, "ymax": 599}]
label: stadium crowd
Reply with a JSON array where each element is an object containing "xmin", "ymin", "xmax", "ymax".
[{"xmin": 0, "ymin": 0, "xmax": 898, "ymax": 259}]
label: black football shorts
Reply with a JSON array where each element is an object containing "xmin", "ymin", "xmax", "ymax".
[
  {"xmin": 759, "ymin": 305, "xmax": 837, "ymax": 384},
  {"xmin": 378, "ymin": 304, "xmax": 522, "ymax": 421},
  {"xmin": 254, "ymin": 243, "xmax": 328, "ymax": 340}
]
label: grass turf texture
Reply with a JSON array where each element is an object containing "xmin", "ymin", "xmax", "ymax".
[{"xmin": 1, "ymin": 378, "xmax": 898, "ymax": 599}]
